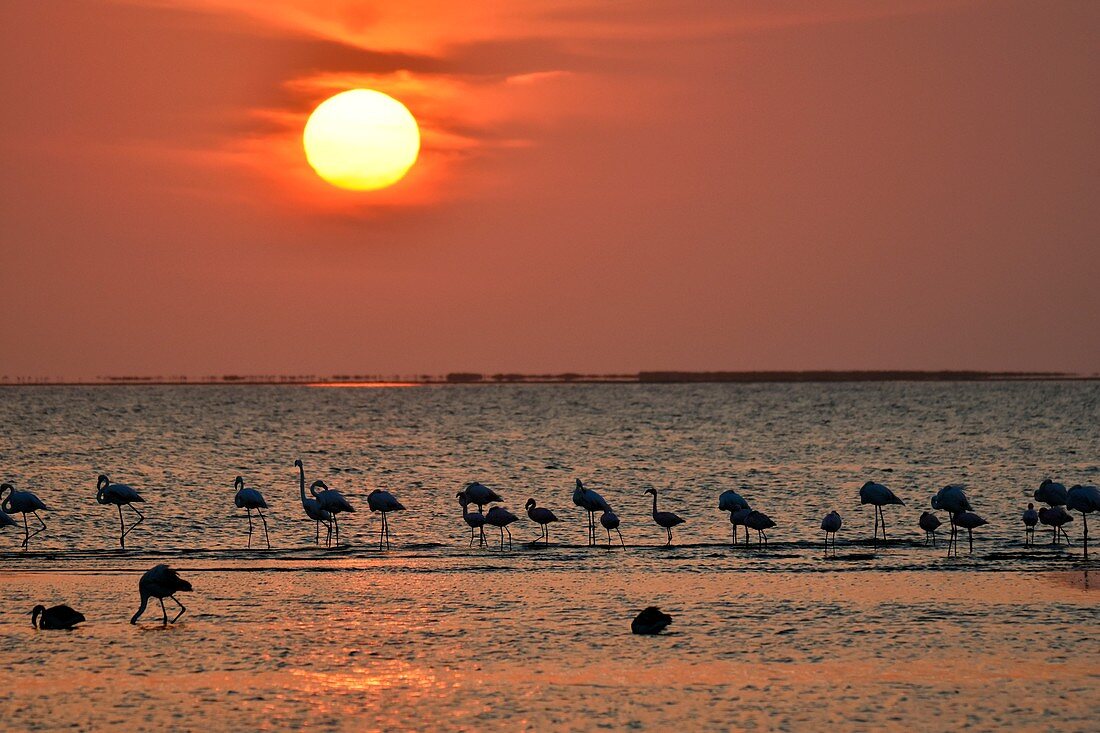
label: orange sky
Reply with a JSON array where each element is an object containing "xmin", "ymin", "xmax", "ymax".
[{"xmin": 1, "ymin": 0, "xmax": 1097, "ymax": 378}]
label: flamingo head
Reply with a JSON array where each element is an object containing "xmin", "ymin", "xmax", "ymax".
[
  {"xmin": 1027, "ymin": 502, "xmax": 1034, "ymax": 509},
  {"xmin": 575, "ymin": 478, "xmax": 584, "ymax": 489},
  {"xmin": 309, "ymin": 480, "xmax": 327, "ymax": 496},
  {"xmin": 294, "ymin": 459, "xmax": 303, "ymax": 469},
  {"xmin": 644, "ymin": 488, "xmax": 657, "ymax": 497},
  {"xmin": 457, "ymin": 493, "xmax": 470, "ymax": 507},
  {"xmin": 525, "ymin": 498, "xmax": 536, "ymax": 510},
  {"xmin": 97, "ymin": 475, "xmax": 109, "ymax": 490},
  {"xmin": 234, "ymin": 476, "xmax": 244, "ymax": 490}
]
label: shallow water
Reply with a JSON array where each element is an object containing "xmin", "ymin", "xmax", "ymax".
[{"xmin": 1, "ymin": 383, "xmax": 1098, "ymax": 730}]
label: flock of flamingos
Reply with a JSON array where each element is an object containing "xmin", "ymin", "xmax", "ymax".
[{"xmin": 4, "ymin": 460, "xmax": 1098, "ymax": 630}]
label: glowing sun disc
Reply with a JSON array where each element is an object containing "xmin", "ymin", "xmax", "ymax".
[{"xmin": 303, "ymin": 89, "xmax": 420, "ymax": 191}]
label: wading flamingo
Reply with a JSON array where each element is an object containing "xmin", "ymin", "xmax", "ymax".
[
  {"xmin": 233, "ymin": 476, "xmax": 269, "ymax": 549},
  {"xmin": 1067, "ymin": 485, "xmax": 1100, "ymax": 558},
  {"xmin": 525, "ymin": 499, "xmax": 559, "ymax": 544},
  {"xmin": 367, "ymin": 489, "xmax": 405, "ymax": 549},
  {"xmin": 32, "ymin": 604, "xmax": 85, "ymax": 630},
  {"xmin": 919, "ymin": 511, "xmax": 942, "ymax": 546},
  {"xmin": 458, "ymin": 493, "xmax": 486, "ymax": 547},
  {"xmin": 643, "ymin": 488, "xmax": 684, "ymax": 546},
  {"xmin": 573, "ymin": 479, "xmax": 612, "ymax": 546},
  {"xmin": 131, "ymin": 564, "xmax": 192, "ymax": 625},
  {"xmin": 859, "ymin": 481, "xmax": 904, "ymax": 545},
  {"xmin": 485, "ymin": 506, "xmax": 519, "ymax": 550},
  {"xmin": 1022, "ymin": 503, "xmax": 1038, "ymax": 547},
  {"xmin": 295, "ymin": 460, "xmax": 332, "ymax": 546},
  {"xmin": 1, "ymin": 483, "xmax": 48, "ymax": 548},
  {"xmin": 821, "ymin": 510, "xmax": 842, "ymax": 555},
  {"xmin": 600, "ymin": 509, "xmax": 624, "ymax": 547}
]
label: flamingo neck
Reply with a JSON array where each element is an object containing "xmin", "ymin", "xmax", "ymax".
[
  {"xmin": 298, "ymin": 464, "xmax": 307, "ymax": 503},
  {"xmin": 131, "ymin": 593, "xmax": 149, "ymax": 624},
  {"xmin": 651, "ymin": 492, "xmax": 659, "ymax": 516}
]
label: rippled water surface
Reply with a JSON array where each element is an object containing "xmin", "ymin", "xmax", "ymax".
[{"xmin": 1, "ymin": 383, "xmax": 1098, "ymax": 731}]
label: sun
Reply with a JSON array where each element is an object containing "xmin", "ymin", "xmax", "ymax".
[{"xmin": 303, "ymin": 89, "xmax": 420, "ymax": 191}]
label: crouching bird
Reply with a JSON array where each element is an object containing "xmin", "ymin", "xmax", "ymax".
[
  {"xmin": 631, "ymin": 606, "xmax": 673, "ymax": 635},
  {"xmin": 32, "ymin": 604, "xmax": 85, "ymax": 630},
  {"xmin": 131, "ymin": 564, "xmax": 193, "ymax": 625}
]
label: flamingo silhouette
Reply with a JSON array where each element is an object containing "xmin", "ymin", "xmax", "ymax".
[
  {"xmin": 131, "ymin": 564, "xmax": 192, "ymax": 625},
  {"xmin": 525, "ymin": 499, "xmax": 559, "ymax": 544},
  {"xmin": 1067, "ymin": 485, "xmax": 1100, "ymax": 557},
  {"xmin": 821, "ymin": 510, "xmax": 842, "ymax": 555},
  {"xmin": 600, "ymin": 509, "xmax": 624, "ymax": 547},
  {"xmin": 919, "ymin": 511, "xmax": 942, "ymax": 546},
  {"xmin": 96, "ymin": 475, "xmax": 146, "ymax": 549},
  {"xmin": 367, "ymin": 489, "xmax": 405, "ymax": 549},
  {"xmin": 457, "ymin": 493, "xmax": 486, "ymax": 547},
  {"xmin": 953, "ymin": 511, "xmax": 988, "ymax": 554},
  {"xmin": 0, "ymin": 483, "xmax": 48, "ymax": 548},
  {"xmin": 309, "ymin": 480, "xmax": 355, "ymax": 546},
  {"xmin": 643, "ymin": 488, "xmax": 684, "ymax": 546},
  {"xmin": 1021, "ymin": 503, "xmax": 1038, "ymax": 547},
  {"xmin": 1039, "ymin": 506, "xmax": 1073, "ymax": 545},
  {"xmin": 295, "ymin": 460, "xmax": 332, "ymax": 546},
  {"xmin": 32, "ymin": 604, "xmax": 85, "ymax": 630},
  {"xmin": 859, "ymin": 481, "xmax": 904, "ymax": 545},
  {"xmin": 573, "ymin": 479, "xmax": 612, "ymax": 546},
  {"xmin": 233, "ymin": 476, "xmax": 269, "ymax": 549},
  {"xmin": 729, "ymin": 507, "xmax": 753, "ymax": 546},
  {"xmin": 485, "ymin": 506, "xmax": 519, "ymax": 550},
  {"xmin": 462, "ymin": 482, "xmax": 503, "ymax": 512},
  {"xmin": 1034, "ymin": 479, "xmax": 1068, "ymax": 507},
  {"xmin": 744, "ymin": 510, "xmax": 776, "ymax": 547},
  {"xmin": 931, "ymin": 484, "xmax": 972, "ymax": 556}
]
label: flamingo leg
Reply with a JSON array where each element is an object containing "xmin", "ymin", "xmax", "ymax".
[
  {"xmin": 122, "ymin": 504, "xmax": 144, "ymax": 546},
  {"xmin": 246, "ymin": 508, "xmax": 253, "ymax": 549},
  {"xmin": 606, "ymin": 527, "xmax": 612, "ymax": 547},
  {"xmin": 506, "ymin": 526, "xmax": 512, "ymax": 549},
  {"xmin": 257, "ymin": 508, "xmax": 270, "ymax": 549},
  {"xmin": 159, "ymin": 597, "xmax": 168, "ymax": 625},
  {"xmin": 316, "ymin": 519, "xmax": 320, "ymax": 545},
  {"xmin": 968, "ymin": 528, "xmax": 974, "ymax": 553},
  {"xmin": 118, "ymin": 505, "xmax": 126, "ymax": 548},
  {"xmin": 379, "ymin": 512, "xmax": 386, "ymax": 550},
  {"xmin": 170, "ymin": 594, "xmax": 186, "ymax": 623},
  {"xmin": 469, "ymin": 524, "xmax": 475, "ymax": 547},
  {"xmin": 22, "ymin": 513, "xmax": 28, "ymax": 548},
  {"xmin": 880, "ymin": 506, "xmax": 888, "ymax": 541},
  {"xmin": 617, "ymin": 528, "xmax": 625, "ymax": 547},
  {"xmin": 1083, "ymin": 513, "xmax": 1088, "ymax": 559},
  {"xmin": 333, "ymin": 515, "xmax": 340, "ymax": 547}
]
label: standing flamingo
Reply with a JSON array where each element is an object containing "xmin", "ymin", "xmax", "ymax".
[
  {"xmin": 295, "ymin": 460, "xmax": 332, "ymax": 546},
  {"xmin": 131, "ymin": 564, "xmax": 192, "ymax": 625},
  {"xmin": 1039, "ymin": 506, "xmax": 1073, "ymax": 545},
  {"xmin": 310, "ymin": 480, "xmax": 355, "ymax": 547},
  {"xmin": 729, "ymin": 507, "xmax": 752, "ymax": 546},
  {"xmin": 367, "ymin": 489, "xmax": 405, "ymax": 549},
  {"xmin": 718, "ymin": 489, "xmax": 751, "ymax": 513},
  {"xmin": 485, "ymin": 506, "xmax": 519, "ymax": 550},
  {"xmin": 931, "ymin": 484, "xmax": 972, "ymax": 555},
  {"xmin": 600, "ymin": 510, "xmax": 624, "ymax": 547},
  {"xmin": 821, "ymin": 511, "xmax": 842, "ymax": 555},
  {"xmin": 1022, "ymin": 503, "xmax": 1038, "ymax": 547},
  {"xmin": 573, "ymin": 479, "xmax": 612, "ymax": 546},
  {"xmin": 953, "ymin": 511, "xmax": 988, "ymax": 554},
  {"xmin": 1067, "ymin": 485, "xmax": 1100, "ymax": 558},
  {"xmin": 744, "ymin": 510, "xmax": 776, "ymax": 547},
  {"xmin": 233, "ymin": 476, "xmax": 269, "ymax": 549},
  {"xmin": 458, "ymin": 493, "xmax": 487, "ymax": 547},
  {"xmin": 525, "ymin": 499, "xmax": 559, "ymax": 544},
  {"xmin": 919, "ymin": 511, "xmax": 942, "ymax": 546},
  {"xmin": 643, "ymin": 488, "xmax": 684, "ymax": 546},
  {"xmin": 0, "ymin": 483, "xmax": 48, "ymax": 548},
  {"xmin": 859, "ymin": 481, "xmax": 904, "ymax": 545},
  {"xmin": 96, "ymin": 475, "xmax": 146, "ymax": 549},
  {"xmin": 462, "ymin": 482, "xmax": 503, "ymax": 512}
]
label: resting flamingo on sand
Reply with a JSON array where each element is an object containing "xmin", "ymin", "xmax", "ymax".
[
  {"xmin": 131, "ymin": 564, "xmax": 192, "ymax": 625},
  {"xmin": 1038, "ymin": 506, "xmax": 1072, "ymax": 545},
  {"xmin": 573, "ymin": 479, "xmax": 612, "ymax": 546},
  {"xmin": 1, "ymin": 483, "xmax": 49, "ymax": 548},
  {"xmin": 485, "ymin": 506, "xmax": 519, "ymax": 550},
  {"xmin": 919, "ymin": 511, "xmax": 942, "ymax": 546},
  {"xmin": 233, "ymin": 476, "xmax": 269, "ymax": 549},
  {"xmin": 744, "ymin": 510, "xmax": 776, "ymax": 547},
  {"xmin": 458, "ymin": 493, "xmax": 486, "ymax": 547},
  {"xmin": 367, "ymin": 489, "xmax": 405, "ymax": 549},
  {"xmin": 643, "ymin": 488, "xmax": 684, "ymax": 546},
  {"xmin": 525, "ymin": 499, "xmax": 559, "ymax": 544},
  {"xmin": 600, "ymin": 509, "xmax": 624, "ymax": 547},
  {"xmin": 32, "ymin": 604, "xmax": 85, "ymax": 630},
  {"xmin": 310, "ymin": 480, "xmax": 354, "ymax": 547},
  {"xmin": 295, "ymin": 460, "xmax": 332, "ymax": 546},
  {"xmin": 1067, "ymin": 485, "xmax": 1100, "ymax": 557},
  {"xmin": 859, "ymin": 481, "xmax": 904, "ymax": 545},
  {"xmin": 1022, "ymin": 503, "xmax": 1039, "ymax": 546},
  {"xmin": 821, "ymin": 511, "xmax": 842, "ymax": 555}
]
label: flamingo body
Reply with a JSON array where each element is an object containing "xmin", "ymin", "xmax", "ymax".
[
  {"xmin": 1, "ymin": 483, "xmax": 49, "ymax": 548},
  {"xmin": 96, "ymin": 475, "xmax": 146, "ymax": 549},
  {"xmin": 32, "ymin": 604, "xmax": 85, "ymax": 630},
  {"xmin": 367, "ymin": 489, "xmax": 404, "ymax": 549},
  {"xmin": 919, "ymin": 511, "xmax": 942, "ymax": 546},
  {"xmin": 573, "ymin": 479, "xmax": 612, "ymax": 546},
  {"xmin": 599, "ymin": 509, "xmax": 624, "ymax": 547},
  {"xmin": 1067, "ymin": 485, "xmax": 1100, "ymax": 557},
  {"xmin": 232, "ymin": 476, "xmax": 270, "ymax": 549},
  {"xmin": 1034, "ymin": 479, "xmax": 1068, "ymax": 507},
  {"xmin": 485, "ymin": 506, "xmax": 519, "ymax": 549},
  {"xmin": 644, "ymin": 488, "xmax": 684, "ymax": 546},
  {"xmin": 718, "ymin": 490, "xmax": 750, "ymax": 512},
  {"xmin": 131, "ymin": 564, "xmax": 192, "ymax": 625}
]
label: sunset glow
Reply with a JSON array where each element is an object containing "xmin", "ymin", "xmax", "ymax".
[{"xmin": 303, "ymin": 89, "xmax": 420, "ymax": 191}]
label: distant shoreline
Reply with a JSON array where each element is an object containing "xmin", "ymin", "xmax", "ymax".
[{"xmin": 1, "ymin": 370, "xmax": 1094, "ymax": 386}]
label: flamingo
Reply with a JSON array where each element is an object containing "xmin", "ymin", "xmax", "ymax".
[
  {"xmin": 32, "ymin": 604, "xmax": 85, "ymax": 630},
  {"xmin": 295, "ymin": 460, "xmax": 332, "ymax": 546},
  {"xmin": 309, "ymin": 480, "xmax": 354, "ymax": 547},
  {"xmin": 131, "ymin": 564, "xmax": 192, "ymax": 625},
  {"xmin": 457, "ymin": 493, "xmax": 487, "ymax": 547},
  {"xmin": 485, "ymin": 506, "xmax": 519, "ymax": 550},
  {"xmin": 1038, "ymin": 506, "xmax": 1073, "ymax": 545},
  {"xmin": 643, "ymin": 488, "xmax": 684, "ymax": 546},
  {"xmin": 718, "ymin": 489, "xmax": 750, "ymax": 513},
  {"xmin": 821, "ymin": 510, "xmax": 842, "ymax": 555},
  {"xmin": 729, "ymin": 507, "xmax": 752, "ymax": 546},
  {"xmin": 1067, "ymin": 485, "xmax": 1100, "ymax": 557},
  {"xmin": 859, "ymin": 481, "xmax": 904, "ymax": 544},
  {"xmin": 631, "ymin": 607, "xmax": 672, "ymax": 635},
  {"xmin": 600, "ymin": 509, "xmax": 624, "ymax": 547},
  {"xmin": 573, "ymin": 479, "xmax": 612, "ymax": 546},
  {"xmin": 1034, "ymin": 479, "xmax": 1068, "ymax": 507},
  {"xmin": 233, "ymin": 476, "xmax": 269, "ymax": 549},
  {"xmin": 1022, "ymin": 503, "xmax": 1038, "ymax": 547},
  {"xmin": 952, "ymin": 511, "xmax": 988, "ymax": 554},
  {"xmin": 931, "ymin": 484, "xmax": 972, "ymax": 555},
  {"xmin": 525, "ymin": 499, "xmax": 559, "ymax": 544},
  {"xmin": 744, "ymin": 510, "xmax": 776, "ymax": 547},
  {"xmin": 919, "ymin": 511, "xmax": 942, "ymax": 546},
  {"xmin": 96, "ymin": 475, "xmax": 146, "ymax": 549},
  {"xmin": 462, "ymin": 482, "xmax": 503, "ymax": 512},
  {"xmin": 0, "ymin": 483, "xmax": 48, "ymax": 548},
  {"xmin": 367, "ymin": 489, "xmax": 405, "ymax": 549}
]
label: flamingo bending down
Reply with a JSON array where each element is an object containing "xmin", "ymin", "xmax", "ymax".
[
  {"xmin": 821, "ymin": 511, "xmax": 842, "ymax": 554},
  {"xmin": 600, "ymin": 510, "xmax": 624, "ymax": 547},
  {"xmin": 367, "ymin": 489, "xmax": 405, "ymax": 549},
  {"xmin": 952, "ymin": 511, "xmax": 988, "ymax": 554},
  {"xmin": 295, "ymin": 460, "xmax": 332, "ymax": 546},
  {"xmin": 1038, "ymin": 506, "xmax": 1073, "ymax": 545},
  {"xmin": 462, "ymin": 482, "xmax": 503, "ymax": 512},
  {"xmin": 525, "ymin": 499, "xmax": 559, "ymax": 544},
  {"xmin": 1067, "ymin": 485, "xmax": 1100, "ymax": 558},
  {"xmin": 32, "ymin": 604, "xmax": 85, "ymax": 630},
  {"xmin": 573, "ymin": 479, "xmax": 612, "ymax": 546},
  {"xmin": 310, "ymin": 480, "xmax": 355, "ymax": 547},
  {"xmin": 485, "ymin": 506, "xmax": 519, "ymax": 550},
  {"xmin": 859, "ymin": 481, "xmax": 904, "ymax": 544},
  {"xmin": 744, "ymin": 510, "xmax": 776, "ymax": 547},
  {"xmin": 919, "ymin": 512, "xmax": 942, "ymax": 546},
  {"xmin": 643, "ymin": 488, "xmax": 685, "ymax": 546},
  {"xmin": 1022, "ymin": 503, "xmax": 1038, "ymax": 547},
  {"xmin": 233, "ymin": 476, "xmax": 269, "ymax": 549},
  {"xmin": 730, "ymin": 507, "xmax": 752, "ymax": 546},
  {"xmin": 0, "ymin": 483, "xmax": 49, "ymax": 548},
  {"xmin": 458, "ymin": 493, "xmax": 487, "ymax": 547},
  {"xmin": 131, "ymin": 564, "xmax": 192, "ymax": 625},
  {"xmin": 931, "ymin": 484, "xmax": 972, "ymax": 555},
  {"xmin": 718, "ymin": 490, "xmax": 750, "ymax": 513}
]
